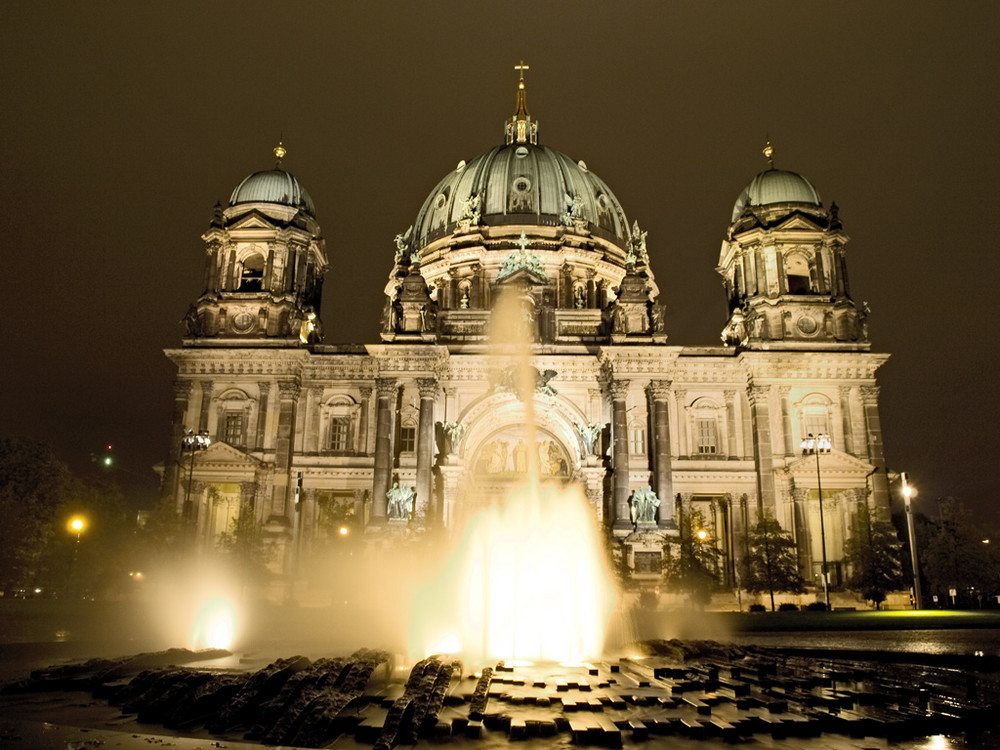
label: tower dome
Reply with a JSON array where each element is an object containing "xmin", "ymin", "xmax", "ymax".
[
  {"xmin": 731, "ymin": 168, "xmax": 821, "ymax": 222},
  {"xmin": 230, "ymin": 168, "xmax": 316, "ymax": 216}
]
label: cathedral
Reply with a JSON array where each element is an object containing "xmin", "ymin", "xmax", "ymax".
[{"xmin": 162, "ymin": 69, "xmax": 891, "ymax": 599}]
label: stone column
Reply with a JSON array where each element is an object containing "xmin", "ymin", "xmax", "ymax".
[
  {"xmin": 253, "ymin": 382, "xmax": 270, "ymax": 451},
  {"xmin": 607, "ymin": 380, "xmax": 632, "ymax": 533},
  {"xmin": 646, "ymin": 380, "xmax": 675, "ymax": 528},
  {"xmin": 838, "ymin": 386, "xmax": 854, "ymax": 456},
  {"xmin": 860, "ymin": 385, "xmax": 889, "ymax": 511},
  {"xmin": 371, "ymin": 378, "xmax": 398, "ymax": 524},
  {"xmin": 416, "ymin": 378, "xmax": 438, "ymax": 524},
  {"xmin": 724, "ymin": 390, "xmax": 738, "ymax": 459},
  {"xmin": 747, "ymin": 383, "xmax": 777, "ymax": 511},
  {"xmin": 779, "ymin": 386, "xmax": 795, "ymax": 457},
  {"xmin": 162, "ymin": 380, "xmax": 194, "ymax": 508},
  {"xmin": 198, "ymin": 380, "xmax": 214, "ymax": 432},
  {"xmin": 305, "ymin": 387, "xmax": 323, "ymax": 452},
  {"xmin": 270, "ymin": 379, "xmax": 300, "ymax": 519},
  {"xmin": 674, "ymin": 389, "xmax": 688, "ymax": 458},
  {"xmin": 358, "ymin": 387, "xmax": 372, "ymax": 454},
  {"xmin": 791, "ymin": 486, "xmax": 813, "ymax": 581}
]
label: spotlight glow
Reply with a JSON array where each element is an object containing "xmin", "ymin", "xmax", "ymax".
[{"xmin": 191, "ymin": 596, "xmax": 237, "ymax": 650}]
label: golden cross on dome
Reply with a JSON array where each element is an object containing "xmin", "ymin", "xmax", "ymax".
[
  {"xmin": 515, "ymin": 61, "xmax": 529, "ymax": 81},
  {"xmin": 762, "ymin": 138, "xmax": 774, "ymax": 167}
]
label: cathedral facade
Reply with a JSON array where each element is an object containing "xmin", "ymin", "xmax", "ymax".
[{"xmin": 162, "ymin": 72, "xmax": 890, "ymax": 597}]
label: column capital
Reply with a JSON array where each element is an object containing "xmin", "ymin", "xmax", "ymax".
[
  {"xmin": 645, "ymin": 379, "xmax": 671, "ymax": 400},
  {"xmin": 200, "ymin": 379, "xmax": 214, "ymax": 394},
  {"xmin": 375, "ymin": 377, "xmax": 398, "ymax": 399},
  {"xmin": 257, "ymin": 380, "xmax": 272, "ymax": 395},
  {"xmin": 605, "ymin": 379, "xmax": 630, "ymax": 400},
  {"xmin": 277, "ymin": 379, "xmax": 300, "ymax": 400},
  {"xmin": 358, "ymin": 385, "xmax": 373, "ymax": 399},
  {"xmin": 417, "ymin": 377, "xmax": 439, "ymax": 400},
  {"xmin": 859, "ymin": 384, "xmax": 880, "ymax": 404},
  {"xmin": 723, "ymin": 389, "xmax": 736, "ymax": 404},
  {"xmin": 778, "ymin": 385, "xmax": 792, "ymax": 397},
  {"xmin": 838, "ymin": 385, "xmax": 853, "ymax": 398},
  {"xmin": 746, "ymin": 382, "xmax": 771, "ymax": 405},
  {"xmin": 174, "ymin": 380, "xmax": 194, "ymax": 399}
]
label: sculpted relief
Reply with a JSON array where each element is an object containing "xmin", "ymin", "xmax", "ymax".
[{"xmin": 472, "ymin": 428, "xmax": 570, "ymax": 478}]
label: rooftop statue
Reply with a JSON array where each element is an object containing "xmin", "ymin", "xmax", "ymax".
[
  {"xmin": 394, "ymin": 225, "xmax": 413, "ymax": 262},
  {"xmin": 577, "ymin": 422, "xmax": 602, "ymax": 456}
]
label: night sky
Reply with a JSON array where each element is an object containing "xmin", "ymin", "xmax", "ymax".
[{"xmin": 2, "ymin": 3, "xmax": 996, "ymax": 518}]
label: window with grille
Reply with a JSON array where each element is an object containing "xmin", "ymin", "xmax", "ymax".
[
  {"xmin": 804, "ymin": 413, "xmax": 829, "ymax": 439},
  {"xmin": 329, "ymin": 417, "xmax": 350, "ymax": 452},
  {"xmin": 629, "ymin": 427, "xmax": 646, "ymax": 455},
  {"xmin": 223, "ymin": 412, "xmax": 245, "ymax": 447},
  {"xmin": 696, "ymin": 418, "xmax": 718, "ymax": 454},
  {"xmin": 399, "ymin": 426, "xmax": 416, "ymax": 453}
]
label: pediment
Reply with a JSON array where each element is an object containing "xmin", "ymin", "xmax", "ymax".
[
  {"xmin": 197, "ymin": 441, "xmax": 261, "ymax": 468},
  {"xmin": 227, "ymin": 210, "xmax": 281, "ymax": 231},
  {"xmin": 496, "ymin": 266, "xmax": 548, "ymax": 286},
  {"xmin": 772, "ymin": 213, "xmax": 825, "ymax": 232},
  {"xmin": 785, "ymin": 449, "xmax": 873, "ymax": 479}
]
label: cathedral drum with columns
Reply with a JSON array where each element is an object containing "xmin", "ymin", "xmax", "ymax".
[{"xmin": 162, "ymin": 69, "xmax": 891, "ymax": 601}]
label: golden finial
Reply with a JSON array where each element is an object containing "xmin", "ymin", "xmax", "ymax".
[
  {"xmin": 274, "ymin": 140, "xmax": 286, "ymax": 164},
  {"xmin": 506, "ymin": 62, "xmax": 538, "ymax": 145},
  {"xmin": 762, "ymin": 139, "xmax": 774, "ymax": 168}
]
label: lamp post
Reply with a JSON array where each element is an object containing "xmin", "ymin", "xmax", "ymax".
[
  {"xmin": 67, "ymin": 516, "xmax": 87, "ymax": 595},
  {"xmin": 901, "ymin": 472, "xmax": 923, "ymax": 609},
  {"xmin": 801, "ymin": 432, "xmax": 832, "ymax": 610},
  {"xmin": 181, "ymin": 429, "xmax": 211, "ymax": 537}
]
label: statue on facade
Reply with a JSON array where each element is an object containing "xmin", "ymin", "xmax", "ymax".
[
  {"xmin": 577, "ymin": 422, "xmax": 601, "ymax": 456},
  {"xmin": 628, "ymin": 220, "xmax": 648, "ymax": 265},
  {"xmin": 459, "ymin": 193, "xmax": 481, "ymax": 225},
  {"xmin": 560, "ymin": 192, "xmax": 584, "ymax": 226},
  {"xmin": 386, "ymin": 482, "xmax": 415, "ymax": 520},
  {"xmin": 394, "ymin": 225, "xmax": 413, "ymax": 263},
  {"xmin": 442, "ymin": 421, "xmax": 464, "ymax": 453},
  {"xmin": 629, "ymin": 486, "xmax": 660, "ymax": 524}
]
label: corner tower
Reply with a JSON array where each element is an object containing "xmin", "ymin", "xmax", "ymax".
[
  {"xmin": 718, "ymin": 143, "xmax": 868, "ymax": 350},
  {"xmin": 183, "ymin": 144, "xmax": 328, "ymax": 346}
]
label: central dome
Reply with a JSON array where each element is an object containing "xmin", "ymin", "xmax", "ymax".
[{"xmin": 412, "ymin": 143, "xmax": 630, "ymax": 250}]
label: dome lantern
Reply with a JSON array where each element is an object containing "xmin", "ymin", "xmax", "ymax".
[{"xmin": 505, "ymin": 61, "xmax": 538, "ymax": 146}]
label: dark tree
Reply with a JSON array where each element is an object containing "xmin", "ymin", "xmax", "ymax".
[
  {"xmin": 923, "ymin": 497, "xmax": 992, "ymax": 606},
  {"xmin": 740, "ymin": 514, "xmax": 804, "ymax": 611},
  {"xmin": 845, "ymin": 502, "xmax": 904, "ymax": 609},
  {"xmin": 0, "ymin": 437, "xmax": 71, "ymax": 594},
  {"xmin": 662, "ymin": 507, "xmax": 719, "ymax": 607}
]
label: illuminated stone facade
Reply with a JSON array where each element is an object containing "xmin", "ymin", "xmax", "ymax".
[{"xmin": 162, "ymin": 78, "xmax": 891, "ymax": 596}]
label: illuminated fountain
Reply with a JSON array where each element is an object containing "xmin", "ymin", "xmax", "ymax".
[{"xmin": 411, "ymin": 293, "xmax": 617, "ymax": 665}]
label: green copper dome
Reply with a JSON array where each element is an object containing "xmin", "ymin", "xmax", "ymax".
[
  {"xmin": 731, "ymin": 168, "xmax": 821, "ymax": 222},
  {"xmin": 412, "ymin": 143, "xmax": 630, "ymax": 249},
  {"xmin": 230, "ymin": 168, "xmax": 316, "ymax": 216}
]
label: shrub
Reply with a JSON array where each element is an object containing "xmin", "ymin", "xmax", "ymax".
[
  {"xmin": 805, "ymin": 601, "xmax": 828, "ymax": 611},
  {"xmin": 778, "ymin": 603, "xmax": 799, "ymax": 611},
  {"xmin": 748, "ymin": 603, "xmax": 766, "ymax": 613}
]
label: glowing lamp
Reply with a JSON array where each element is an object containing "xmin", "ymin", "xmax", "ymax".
[{"xmin": 68, "ymin": 517, "xmax": 86, "ymax": 534}]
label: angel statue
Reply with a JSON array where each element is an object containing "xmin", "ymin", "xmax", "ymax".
[
  {"xmin": 577, "ymin": 422, "xmax": 602, "ymax": 456},
  {"xmin": 394, "ymin": 225, "xmax": 413, "ymax": 263}
]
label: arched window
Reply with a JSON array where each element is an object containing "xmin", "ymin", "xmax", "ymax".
[
  {"xmin": 215, "ymin": 388, "xmax": 254, "ymax": 449},
  {"xmin": 321, "ymin": 395, "xmax": 358, "ymax": 454},
  {"xmin": 785, "ymin": 253, "xmax": 812, "ymax": 295},
  {"xmin": 239, "ymin": 253, "xmax": 265, "ymax": 292},
  {"xmin": 797, "ymin": 393, "xmax": 832, "ymax": 444}
]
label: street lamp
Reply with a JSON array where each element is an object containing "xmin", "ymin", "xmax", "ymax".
[
  {"xmin": 901, "ymin": 472, "xmax": 923, "ymax": 609},
  {"xmin": 67, "ymin": 516, "xmax": 87, "ymax": 594},
  {"xmin": 181, "ymin": 429, "xmax": 211, "ymax": 536},
  {"xmin": 801, "ymin": 432, "xmax": 832, "ymax": 610}
]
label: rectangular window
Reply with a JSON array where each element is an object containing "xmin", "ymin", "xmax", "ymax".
[
  {"xmin": 329, "ymin": 418, "xmax": 350, "ymax": 452},
  {"xmin": 223, "ymin": 412, "xmax": 245, "ymax": 446},
  {"xmin": 399, "ymin": 426, "xmax": 416, "ymax": 453},
  {"xmin": 696, "ymin": 419, "xmax": 718, "ymax": 454},
  {"xmin": 633, "ymin": 551, "xmax": 662, "ymax": 575},
  {"xmin": 629, "ymin": 427, "xmax": 646, "ymax": 455},
  {"xmin": 804, "ymin": 414, "xmax": 829, "ymax": 439}
]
